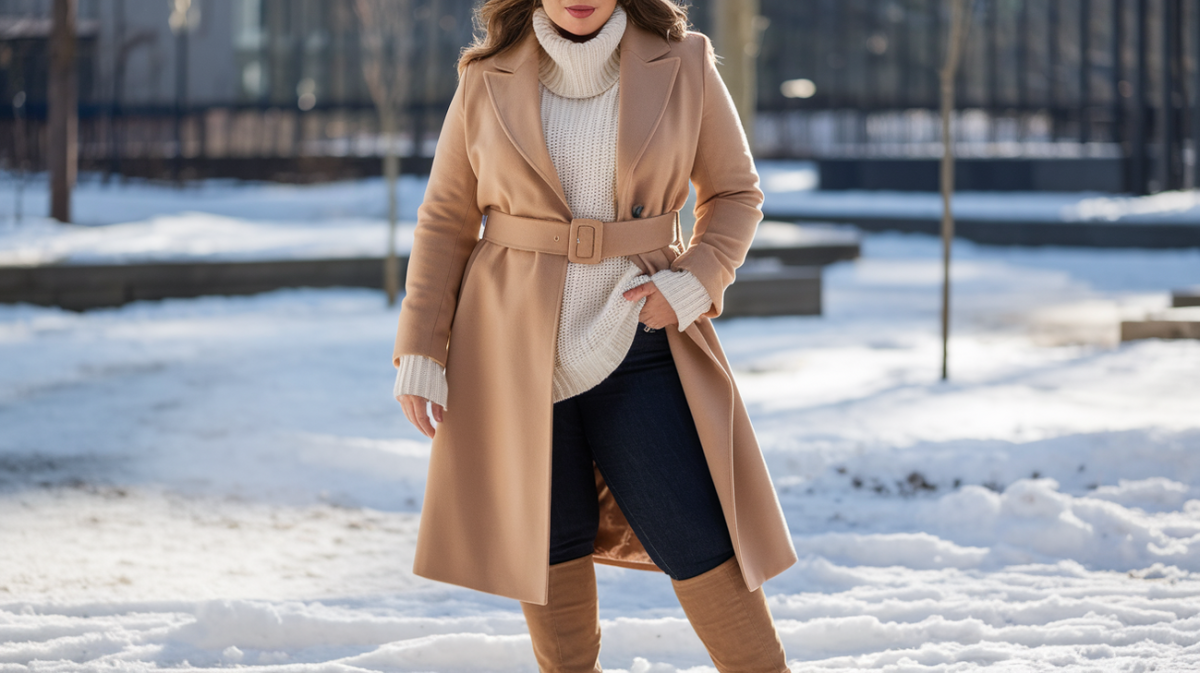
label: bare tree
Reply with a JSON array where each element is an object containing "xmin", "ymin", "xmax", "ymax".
[
  {"xmin": 939, "ymin": 0, "xmax": 973, "ymax": 380},
  {"xmin": 109, "ymin": 0, "xmax": 157, "ymax": 179},
  {"xmin": 354, "ymin": 0, "xmax": 416, "ymax": 307}
]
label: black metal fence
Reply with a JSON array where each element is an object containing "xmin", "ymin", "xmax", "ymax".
[
  {"xmin": 756, "ymin": 0, "xmax": 1197, "ymax": 193},
  {"xmin": 2, "ymin": 0, "xmax": 1196, "ymax": 193},
  {"xmin": 3, "ymin": 101, "xmax": 439, "ymax": 182}
]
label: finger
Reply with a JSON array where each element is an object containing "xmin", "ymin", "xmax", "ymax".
[
  {"xmin": 432, "ymin": 403, "xmax": 444, "ymax": 423},
  {"xmin": 640, "ymin": 312, "xmax": 663, "ymax": 330},
  {"xmin": 404, "ymin": 398, "xmax": 425, "ymax": 435},
  {"xmin": 413, "ymin": 403, "xmax": 436, "ymax": 439},
  {"xmin": 401, "ymin": 398, "xmax": 416, "ymax": 427},
  {"xmin": 623, "ymin": 283, "xmax": 654, "ymax": 301},
  {"xmin": 649, "ymin": 303, "xmax": 676, "ymax": 329}
]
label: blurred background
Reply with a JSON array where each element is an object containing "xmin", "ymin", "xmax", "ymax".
[
  {"xmin": 2, "ymin": 0, "xmax": 1197, "ymax": 192},
  {"xmin": 1, "ymin": 2, "xmax": 1198, "ymax": 672}
]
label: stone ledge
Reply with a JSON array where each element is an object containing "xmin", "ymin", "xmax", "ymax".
[
  {"xmin": 720, "ymin": 266, "xmax": 822, "ymax": 318},
  {"xmin": 0, "ymin": 257, "xmax": 403, "ymax": 311},
  {"xmin": 1173, "ymin": 289, "xmax": 1200, "ymax": 308},
  {"xmin": 1120, "ymin": 308, "xmax": 1200, "ymax": 341},
  {"xmin": 1120, "ymin": 321, "xmax": 1200, "ymax": 341}
]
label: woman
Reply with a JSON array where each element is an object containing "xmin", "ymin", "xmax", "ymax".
[{"xmin": 392, "ymin": 0, "xmax": 796, "ymax": 670}]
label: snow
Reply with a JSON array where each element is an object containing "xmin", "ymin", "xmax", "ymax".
[
  {"xmin": 757, "ymin": 161, "xmax": 1200, "ymax": 225},
  {"xmin": 5, "ymin": 164, "xmax": 1200, "ymax": 268},
  {"xmin": 2, "ymin": 176, "xmax": 1200, "ymax": 670},
  {"xmin": 0, "ymin": 174, "xmax": 427, "ymax": 266},
  {"xmin": 0, "ymin": 213, "xmax": 416, "ymax": 266}
]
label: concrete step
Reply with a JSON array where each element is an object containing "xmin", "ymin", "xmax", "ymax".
[
  {"xmin": 0, "ymin": 257, "xmax": 402, "ymax": 311},
  {"xmin": 1120, "ymin": 307, "xmax": 1200, "ymax": 341},
  {"xmin": 1, "ymin": 256, "xmax": 826, "ymax": 318},
  {"xmin": 745, "ymin": 221, "xmax": 860, "ymax": 267}
]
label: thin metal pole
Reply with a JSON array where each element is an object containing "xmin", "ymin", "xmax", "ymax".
[
  {"xmin": 174, "ymin": 26, "xmax": 188, "ymax": 181},
  {"xmin": 898, "ymin": 0, "xmax": 910, "ymax": 107},
  {"xmin": 1113, "ymin": 0, "xmax": 1124, "ymax": 150},
  {"xmin": 109, "ymin": 0, "xmax": 124, "ymax": 177},
  {"xmin": 1081, "ymin": 0, "xmax": 1091, "ymax": 144},
  {"xmin": 866, "ymin": 0, "xmax": 880, "ymax": 108},
  {"xmin": 1192, "ymin": 0, "xmax": 1200, "ymax": 188},
  {"xmin": 824, "ymin": 0, "xmax": 837, "ymax": 110},
  {"xmin": 12, "ymin": 91, "xmax": 26, "ymax": 223},
  {"xmin": 1018, "ymin": 0, "xmax": 1029, "ymax": 110},
  {"xmin": 987, "ymin": 0, "xmax": 998, "ymax": 111},
  {"xmin": 1133, "ymin": 0, "xmax": 1148, "ymax": 193},
  {"xmin": 984, "ymin": 0, "xmax": 997, "ymax": 143},
  {"xmin": 1161, "ymin": 0, "xmax": 1177, "ymax": 190},
  {"xmin": 1175, "ymin": 0, "xmax": 1188, "ymax": 188},
  {"xmin": 1049, "ymin": 0, "xmax": 1060, "ymax": 139},
  {"xmin": 941, "ymin": 0, "xmax": 972, "ymax": 381},
  {"xmin": 930, "ymin": 0, "xmax": 941, "ymax": 107},
  {"xmin": 1176, "ymin": 0, "xmax": 1185, "ymax": 189}
]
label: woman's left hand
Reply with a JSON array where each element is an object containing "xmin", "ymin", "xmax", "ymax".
[{"xmin": 623, "ymin": 281, "xmax": 677, "ymax": 330}]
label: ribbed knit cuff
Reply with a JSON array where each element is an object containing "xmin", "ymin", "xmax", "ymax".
[
  {"xmin": 393, "ymin": 355, "xmax": 449, "ymax": 409},
  {"xmin": 651, "ymin": 269, "xmax": 712, "ymax": 331}
]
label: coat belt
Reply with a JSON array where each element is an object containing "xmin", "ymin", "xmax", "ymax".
[{"xmin": 482, "ymin": 209, "xmax": 680, "ymax": 265}]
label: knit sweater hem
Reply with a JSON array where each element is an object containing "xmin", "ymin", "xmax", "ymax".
[{"xmin": 551, "ymin": 263, "xmax": 652, "ymax": 402}]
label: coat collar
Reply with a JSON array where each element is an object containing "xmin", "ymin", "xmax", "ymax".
[{"xmin": 483, "ymin": 19, "xmax": 680, "ymax": 218}]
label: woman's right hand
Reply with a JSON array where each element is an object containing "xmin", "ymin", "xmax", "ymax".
[{"xmin": 398, "ymin": 394, "xmax": 444, "ymax": 439}]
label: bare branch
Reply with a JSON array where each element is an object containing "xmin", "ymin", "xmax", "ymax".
[{"xmin": 354, "ymin": 0, "xmax": 416, "ymax": 115}]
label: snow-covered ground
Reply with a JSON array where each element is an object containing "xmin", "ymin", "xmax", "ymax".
[
  {"xmin": 3, "ymin": 178, "xmax": 1200, "ymax": 673},
  {"xmin": 0, "ymin": 174, "xmax": 427, "ymax": 266},
  {"xmin": 5, "ymin": 162, "xmax": 1200, "ymax": 266},
  {"xmin": 760, "ymin": 161, "xmax": 1200, "ymax": 225}
]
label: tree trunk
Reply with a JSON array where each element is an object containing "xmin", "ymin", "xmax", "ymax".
[
  {"xmin": 711, "ymin": 0, "xmax": 762, "ymax": 145},
  {"xmin": 49, "ymin": 0, "xmax": 77, "ymax": 223},
  {"xmin": 383, "ymin": 109, "xmax": 401, "ymax": 307}
]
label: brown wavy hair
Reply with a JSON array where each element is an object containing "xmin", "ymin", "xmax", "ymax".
[{"xmin": 458, "ymin": 0, "xmax": 692, "ymax": 74}]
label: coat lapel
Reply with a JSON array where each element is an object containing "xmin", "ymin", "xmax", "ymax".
[
  {"xmin": 482, "ymin": 21, "xmax": 680, "ymax": 219},
  {"xmin": 483, "ymin": 29, "xmax": 571, "ymax": 215},
  {"xmin": 615, "ymin": 24, "xmax": 680, "ymax": 216}
]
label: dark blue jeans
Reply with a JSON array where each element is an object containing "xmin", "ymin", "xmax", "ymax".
[{"xmin": 548, "ymin": 324, "xmax": 736, "ymax": 581}]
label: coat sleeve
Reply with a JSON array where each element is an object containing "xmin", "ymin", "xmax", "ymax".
[
  {"xmin": 669, "ymin": 34, "xmax": 765, "ymax": 318},
  {"xmin": 391, "ymin": 65, "xmax": 483, "ymax": 368}
]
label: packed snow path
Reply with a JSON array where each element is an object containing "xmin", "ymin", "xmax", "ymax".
[{"xmin": 2, "ymin": 231, "xmax": 1199, "ymax": 671}]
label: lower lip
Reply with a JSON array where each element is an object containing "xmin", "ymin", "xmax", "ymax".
[{"xmin": 566, "ymin": 6, "xmax": 595, "ymax": 19}]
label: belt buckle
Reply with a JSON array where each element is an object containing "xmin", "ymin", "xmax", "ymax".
[{"xmin": 568, "ymin": 218, "xmax": 604, "ymax": 264}]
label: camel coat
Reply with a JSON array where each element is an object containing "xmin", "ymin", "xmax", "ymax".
[{"xmin": 392, "ymin": 20, "xmax": 797, "ymax": 605}]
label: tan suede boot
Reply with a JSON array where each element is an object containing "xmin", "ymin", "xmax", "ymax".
[
  {"xmin": 520, "ymin": 555, "xmax": 603, "ymax": 673},
  {"xmin": 671, "ymin": 556, "xmax": 789, "ymax": 673}
]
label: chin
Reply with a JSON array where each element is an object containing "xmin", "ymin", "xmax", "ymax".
[{"xmin": 557, "ymin": 18, "xmax": 602, "ymax": 35}]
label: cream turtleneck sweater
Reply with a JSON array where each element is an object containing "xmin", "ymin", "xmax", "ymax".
[{"xmin": 394, "ymin": 5, "xmax": 711, "ymax": 408}]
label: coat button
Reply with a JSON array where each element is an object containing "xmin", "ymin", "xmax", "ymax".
[{"xmin": 632, "ymin": 205, "xmax": 644, "ymax": 218}]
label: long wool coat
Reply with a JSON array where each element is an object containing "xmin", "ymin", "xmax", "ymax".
[{"xmin": 392, "ymin": 19, "xmax": 797, "ymax": 605}]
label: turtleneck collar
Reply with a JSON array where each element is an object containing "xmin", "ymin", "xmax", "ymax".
[{"xmin": 532, "ymin": 5, "xmax": 626, "ymax": 99}]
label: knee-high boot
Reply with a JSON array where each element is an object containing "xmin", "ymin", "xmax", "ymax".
[
  {"xmin": 520, "ymin": 555, "xmax": 603, "ymax": 673},
  {"xmin": 671, "ymin": 556, "xmax": 789, "ymax": 673}
]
